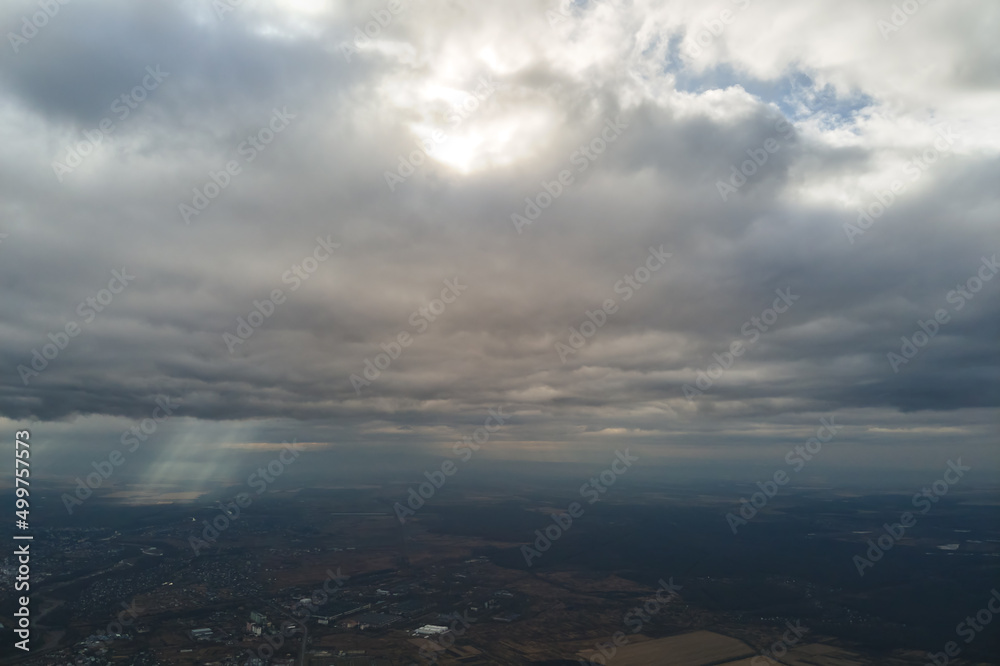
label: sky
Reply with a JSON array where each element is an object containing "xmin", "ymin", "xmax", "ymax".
[{"xmin": 1, "ymin": 0, "xmax": 998, "ymax": 492}]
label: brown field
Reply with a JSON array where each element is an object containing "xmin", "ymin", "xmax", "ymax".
[
  {"xmin": 716, "ymin": 642, "xmax": 870, "ymax": 666},
  {"xmin": 779, "ymin": 642, "xmax": 868, "ymax": 665},
  {"xmin": 579, "ymin": 630, "xmax": 755, "ymax": 666}
]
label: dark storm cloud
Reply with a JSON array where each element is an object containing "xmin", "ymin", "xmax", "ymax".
[{"xmin": 1, "ymin": 1, "xmax": 354, "ymax": 126}]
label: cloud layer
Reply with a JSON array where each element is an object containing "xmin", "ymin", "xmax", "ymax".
[{"xmin": 2, "ymin": 0, "xmax": 998, "ymax": 484}]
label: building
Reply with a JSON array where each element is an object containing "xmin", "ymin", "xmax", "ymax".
[
  {"xmin": 189, "ymin": 627, "xmax": 213, "ymax": 641},
  {"xmin": 413, "ymin": 625, "xmax": 449, "ymax": 637}
]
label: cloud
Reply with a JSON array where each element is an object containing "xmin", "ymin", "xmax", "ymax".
[{"xmin": 1, "ymin": 0, "xmax": 997, "ymax": 484}]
